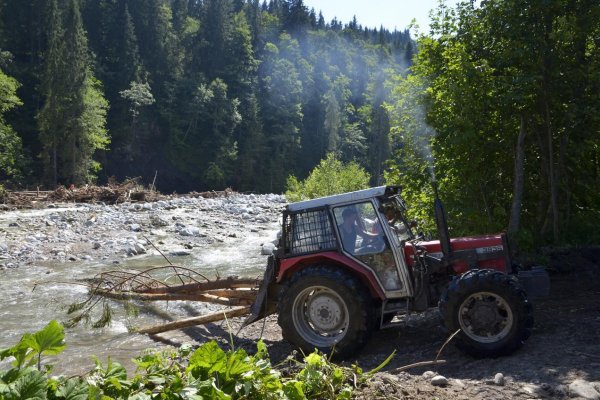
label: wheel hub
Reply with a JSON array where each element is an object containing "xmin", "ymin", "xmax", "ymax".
[
  {"xmin": 307, "ymin": 293, "xmax": 344, "ymax": 332},
  {"xmin": 291, "ymin": 286, "xmax": 350, "ymax": 347},
  {"xmin": 459, "ymin": 292, "xmax": 513, "ymax": 343}
]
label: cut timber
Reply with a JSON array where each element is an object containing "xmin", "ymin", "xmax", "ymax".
[
  {"xmin": 95, "ymin": 290, "xmax": 255, "ymax": 306},
  {"xmin": 137, "ymin": 306, "xmax": 251, "ymax": 335},
  {"xmin": 138, "ymin": 278, "xmax": 259, "ymax": 294}
]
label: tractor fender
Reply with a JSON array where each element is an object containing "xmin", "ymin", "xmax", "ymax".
[{"xmin": 277, "ymin": 251, "xmax": 386, "ymax": 300}]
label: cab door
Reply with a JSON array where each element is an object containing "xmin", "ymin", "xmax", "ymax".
[{"xmin": 332, "ymin": 200, "xmax": 412, "ymax": 297}]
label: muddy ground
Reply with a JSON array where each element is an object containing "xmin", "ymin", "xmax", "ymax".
[{"xmin": 157, "ymin": 253, "xmax": 600, "ymax": 400}]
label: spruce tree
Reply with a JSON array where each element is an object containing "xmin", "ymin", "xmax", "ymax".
[{"xmin": 38, "ymin": 0, "xmax": 109, "ymax": 185}]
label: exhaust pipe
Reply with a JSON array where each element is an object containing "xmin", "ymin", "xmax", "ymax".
[{"xmin": 432, "ymin": 182, "xmax": 451, "ymax": 260}]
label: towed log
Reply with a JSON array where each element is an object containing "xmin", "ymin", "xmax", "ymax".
[
  {"xmin": 136, "ymin": 306, "xmax": 251, "ymax": 335},
  {"xmin": 137, "ymin": 278, "xmax": 260, "ymax": 294}
]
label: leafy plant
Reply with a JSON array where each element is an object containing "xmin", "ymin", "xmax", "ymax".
[
  {"xmin": 286, "ymin": 153, "xmax": 371, "ymax": 202},
  {"xmin": 0, "ymin": 322, "xmax": 394, "ymax": 399},
  {"xmin": 0, "ymin": 320, "xmax": 66, "ymax": 371}
]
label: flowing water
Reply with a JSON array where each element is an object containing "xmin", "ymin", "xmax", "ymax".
[{"xmin": 0, "ymin": 206, "xmax": 279, "ymax": 375}]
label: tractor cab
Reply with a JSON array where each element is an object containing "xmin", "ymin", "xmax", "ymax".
[{"xmin": 279, "ymin": 186, "xmax": 414, "ymax": 298}]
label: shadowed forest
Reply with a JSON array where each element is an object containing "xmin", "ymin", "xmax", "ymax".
[
  {"xmin": 0, "ymin": 0, "xmax": 599, "ymax": 246},
  {"xmin": 0, "ymin": 0, "xmax": 412, "ymax": 193}
]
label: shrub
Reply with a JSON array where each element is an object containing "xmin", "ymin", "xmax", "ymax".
[{"xmin": 285, "ymin": 153, "xmax": 370, "ymax": 201}]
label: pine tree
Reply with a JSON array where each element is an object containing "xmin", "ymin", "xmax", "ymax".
[{"xmin": 38, "ymin": 0, "xmax": 109, "ymax": 185}]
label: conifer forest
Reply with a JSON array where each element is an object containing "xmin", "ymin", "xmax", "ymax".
[{"xmin": 0, "ymin": 0, "xmax": 599, "ymax": 246}]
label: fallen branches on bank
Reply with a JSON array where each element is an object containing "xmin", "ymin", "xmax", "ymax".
[{"xmin": 0, "ymin": 180, "xmax": 234, "ymax": 208}]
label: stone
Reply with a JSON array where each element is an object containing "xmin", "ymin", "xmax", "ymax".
[
  {"xmin": 8, "ymin": 222, "xmax": 20, "ymax": 227},
  {"xmin": 422, "ymin": 371, "xmax": 436, "ymax": 379},
  {"xmin": 93, "ymin": 242, "xmax": 102, "ymax": 250},
  {"xmin": 129, "ymin": 223, "xmax": 142, "ymax": 232},
  {"xmin": 180, "ymin": 227, "xmax": 200, "ymax": 236},
  {"xmin": 134, "ymin": 243, "xmax": 147, "ymax": 254},
  {"xmin": 261, "ymin": 242, "xmax": 276, "ymax": 255},
  {"xmin": 569, "ymin": 379, "xmax": 600, "ymax": 400},
  {"xmin": 150, "ymin": 215, "xmax": 169, "ymax": 227},
  {"xmin": 520, "ymin": 384, "xmax": 542, "ymax": 397},
  {"xmin": 494, "ymin": 373, "xmax": 505, "ymax": 386},
  {"xmin": 0, "ymin": 243, "xmax": 8, "ymax": 252},
  {"xmin": 452, "ymin": 379, "xmax": 466, "ymax": 389},
  {"xmin": 431, "ymin": 375, "xmax": 448, "ymax": 387},
  {"xmin": 169, "ymin": 249, "xmax": 191, "ymax": 256}
]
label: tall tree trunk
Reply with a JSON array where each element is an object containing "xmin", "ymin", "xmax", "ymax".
[
  {"xmin": 508, "ymin": 115, "xmax": 526, "ymax": 247},
  {"xmin": 52, "ymin": 139, "xmax": 57, "ymax": 186},
  {"xmin": 545, "ymin": 100, "xmax": 559, "ymax": 242}
]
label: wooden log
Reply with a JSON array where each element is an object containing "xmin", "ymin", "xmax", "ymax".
[
  {"xmin": 205, "ymin": 289, "xmax": 258, "ymax": 300},
  {"xmin": 137, "ymin": 278, "xmax": 260, "ymax": 294},
  {"xmin": 95, "ymin": 290, "xmax": 255, "ymax": 306},
  {"xmin": 136, "ymin": 306, "xmax": 251, "ymax": 335}
]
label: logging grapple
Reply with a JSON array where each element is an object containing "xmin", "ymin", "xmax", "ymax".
[{"xmin": 246, "ymin": 186, "xmax": 549, "ymax": 358}]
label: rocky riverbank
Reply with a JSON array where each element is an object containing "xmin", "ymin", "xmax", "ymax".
[
  {"xmin": 1, "ymin": 194, "xmax": 599, "ymax": 399},
  {"xmin": 0, "ymin": 193, "xmax": 285, "ymax": 270}
]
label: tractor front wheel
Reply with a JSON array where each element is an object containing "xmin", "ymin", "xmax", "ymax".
[
  {"xmin": 278, "ymin": 265, "xmax": 372, "ymax": 359},
  {"xmin": 439, "ymin": 269, "xmax": 534, "ymax": 357}
]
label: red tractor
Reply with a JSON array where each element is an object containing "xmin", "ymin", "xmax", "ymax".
[{"xmin": 245, "ymin": 186, "xmax": 548, "ymax": 359}]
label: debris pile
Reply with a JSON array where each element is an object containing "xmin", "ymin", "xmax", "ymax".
[{"xmin": 0, "ymin": 179, "xmax": 234, "ymax": 209}]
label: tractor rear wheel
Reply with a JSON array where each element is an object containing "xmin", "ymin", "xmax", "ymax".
[
  {"xmin": 278, "ymin": 265, "xmax": 372, "ymax": 359},
  {"xmin": 439, "ymin": 269, "xmax": 533, "ymax": 357}
]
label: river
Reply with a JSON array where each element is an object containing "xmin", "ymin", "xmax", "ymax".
[{"xmin": 0, "ymin": 194, "xmax": 282, "ymax": 374}]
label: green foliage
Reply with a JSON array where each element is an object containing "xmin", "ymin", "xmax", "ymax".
[
  {"xmin": 285, "ymin": 153, "xmax": 371, "ymax": 202},
  {"xmin": 37, "ymin": 0, "xmax": 110, "ymax": 185},
  {"xmin": 0, "ymin": 322, "xmax": 395, "ymax": 400},
  {"xmin": 0, "ymin": 320, "xmax": 66, "ymax": 371},
  {"xmin": 0, "ymin": 0, "xmax": 413, "ymax": 192},
  {"xmin": 386, "ymin": 0, "xmax": 600, "ymax": 246},
  {"xmin": 0, "ymin": 67, "xmax": 24, "ymax": 183},
  {"xmin": 119, "ymin": 81, "xmax": 155, "ymax": 118}
]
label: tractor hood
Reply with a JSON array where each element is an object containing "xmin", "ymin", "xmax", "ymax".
[{"xmin": 404, "ymin": 234, "xmax": 511, "ymax": 274}]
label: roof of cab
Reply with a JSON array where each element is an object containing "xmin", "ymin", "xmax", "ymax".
[{"xmin": 286, "ymin": 186, "xmax": 401, "ymax": 212}]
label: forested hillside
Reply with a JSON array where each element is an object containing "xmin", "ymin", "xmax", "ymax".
[{"xmin": 0, "ymin": 0, "xmax": 413, "ymax": 192}]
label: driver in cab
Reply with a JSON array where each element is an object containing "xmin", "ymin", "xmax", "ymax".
[{"xmin": 338, "ymin": 207, "xmax": 381, "ymax": 254}]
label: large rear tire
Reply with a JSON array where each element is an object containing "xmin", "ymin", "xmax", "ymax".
[
  {"xmin": 439, "ymin": 269, "xmax": 533, "ymax": 357},
  {"xmin": 277, "ymin": 265, "xmax": 372, "ymax": 359}
]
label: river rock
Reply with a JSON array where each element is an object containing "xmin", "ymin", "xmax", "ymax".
[
  {"xmin": 494, "ymin": 373, "xmax": 505, "ymax": 386},
  {"xmin": 0, "ymin": 243, "xmax": 8, "ymax": 252},
  {"xmin": 150, "ymin": 215, "xmax": 169, "ymax": 227},
  {"xmin": 180, "ymin": 226, "xmax": 200, "ymax": 236},
  {"xmin": 170, "ymin": 249, "xmax": 191, "ymax": 256},
  {"xmin": 261, "ymin": 242, "xmax": 276, "ymax": 255},
  {"xmin": 134, "ymin": 243, "xmax": 147, "ymax": 254},
  {"xmin": 569, "ymin": 380, "xmax": 600, "ymax": 399},
  {"xmin": 129, "ymin": 223, "xmax": 141, "ymax": 232},
  {"xmin": 431, "ymin": 375, "xmax": 448, "ymax": 387},
  {"xmin": 422, "ymin": 371, "xmax": 436, "ymax": 379}
]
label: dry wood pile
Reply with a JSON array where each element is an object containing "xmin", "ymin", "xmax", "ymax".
[{"xmin": 0, "ymin": 179, "xmax": 234, "ymax": 208}]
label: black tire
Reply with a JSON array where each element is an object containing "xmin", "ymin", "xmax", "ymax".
[
  {"xmin": 277, "ymin": 265, "xmax": 372, "ymax": 359},
  {"xmin": 439, "ymin": 269, "xmax": 533, "ymax": 358}
]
